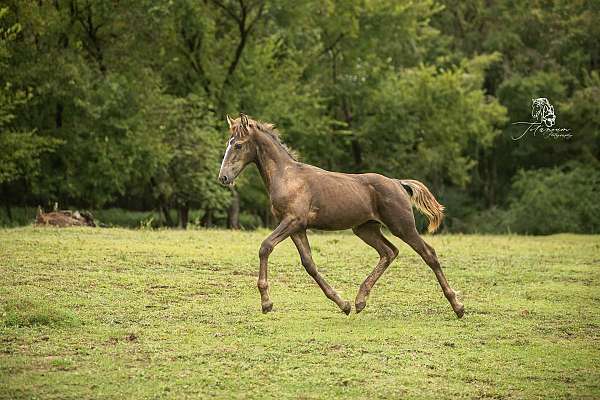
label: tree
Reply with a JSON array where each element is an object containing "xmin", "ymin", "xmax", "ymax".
[
  {"xmin": 360, "ymin": 54, "xmax": 506, "ymax": 190},
  {"xmin": 1, "ymin": 0, "xmax": 597, "ymax": 233},
  {"xmin": 145, "ymin": 93, "xmax": 230, "ymax": 229},
  {"xmin": 0, "ymin": 7, "xmax": 59, "ymax": 214}
]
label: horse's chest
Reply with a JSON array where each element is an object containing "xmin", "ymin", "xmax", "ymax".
[
  {"xmin": 268, "ymin": 190, "xmax": 291, "ymax": 212},
  {"xmin": 268, "ymin": 185, "xmax": 308, "ymax": 215},
  {"xmin": 270, "ymin": 192, "xmax": 294, "ymax": 211}
]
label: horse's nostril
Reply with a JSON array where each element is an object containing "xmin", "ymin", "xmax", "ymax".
[{"xmin": 220, "ymin": 175, "xmax": 229, "ymax": 184}]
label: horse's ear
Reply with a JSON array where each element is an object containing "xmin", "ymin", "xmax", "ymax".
[
  {"xmin": 240, "ymin": 113, "xmax": 249, "ymax": 128},
  {"xmin": 237, "ymin": 113, "xmax": 250, "ymax": 137},
  {"xmin": 226, "ymin": 114, "xmax": 234, "ymax": 129}
]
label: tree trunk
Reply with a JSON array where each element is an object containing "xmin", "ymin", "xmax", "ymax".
[
  {"xmin": 351, "ymin": 137, "xmax": 363, "ymax": 168},
  {"xmin": 5, "ymin": 203, "xmax": 12, "ymax": 222},
  {"xmin": 178, "ymin": 205, "xmax": 189, "ymax": 229},
  {"xmin": 201, "ymin": 209, "xmax": 213, "ymax": 227},
  {"xmin": 161, "ymin": 205, "xmax": 174, "ymax": 227},
  {"xmin": 341, "ymin": 99, "xmax": 362, "ymax": 168},
  {"xmin": 227, "ymin": 188, "xmax": 240, "ymax": 229},
  {"xmin": 488, "ymin": 153, "xmax": 497, "ymax": 207}
]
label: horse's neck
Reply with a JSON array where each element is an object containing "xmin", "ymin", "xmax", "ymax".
[{"xmin": 254, "ymin": 134, "xmax": 294, "ymax": 193}]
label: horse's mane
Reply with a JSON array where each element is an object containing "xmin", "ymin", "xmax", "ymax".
[
  {"xmin": 234, "ymin": 117, "xmax": 298, "ymax": 161},
  {"xmin": 255, "ymin": 121, "xmax": 298, "ymax": 160}
]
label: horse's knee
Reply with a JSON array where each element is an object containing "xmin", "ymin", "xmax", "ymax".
[
  {"xmin": 426, "ymin": 244, "xmax": 437, "ymax": 258},
  {"xmin": 387, "ymin": 245, "xmax": 399, "ymax": 262}
]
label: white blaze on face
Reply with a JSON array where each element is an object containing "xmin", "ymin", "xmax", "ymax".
[{"xmin": 219, "ymin": 140, "xmax": 233, "ymax": 176}]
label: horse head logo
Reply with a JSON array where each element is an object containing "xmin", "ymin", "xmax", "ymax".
[{"xmin": 531, "ymin": 98, "xmax": 555, "ymax": 127}]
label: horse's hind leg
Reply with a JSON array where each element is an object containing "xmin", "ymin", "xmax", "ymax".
[
  {"xmin": 383, "ymin": 211, "xmax": 464, "ymax": 318},
  {"xmin": 396, "ymin": 227, "xmax": 463, "ymax": 317},
  {"xmin": 352, "ymin": 221, "xmax": 398, "ymax": 313}
]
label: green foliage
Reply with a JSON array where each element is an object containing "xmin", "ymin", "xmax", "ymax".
[
  {"xmin": 497, "ymin": 72, "xmax": 567, "ymax": 122},
  {"xmin": 361, "ymin": 55, "xmax": 506, "ymax": 187},
  {"xmin": 561, "ymin": 71, "xmax": 600, "ymax": 163},
  {"xmin": 0, "ymin": 8, "xmax": 60, "ymax": 185},
  {"xmin": 462, "ymin": 207, "xmax": 513, "ymax": 235},
  {"xmin": 148, "ymin": 93, "xmax": 231, "ymax": 211},
  {"xmin": 506, "ymin": 164, "xmax": 600, "ymax": 234},
  {"xmin": 0, "ymin": 1, "xmax": 598, "ymax": 233},
  {"xmin": 33, "ymin": 73, "xmax": 161, "ymax": 207},
  {"xmin": 0, "ymin": 128, "xmax": 59, "ymax": 185},
  {"xmin": 92, "ymin": 208, "xmax": 161, "ymax": 228},
  {"xmin": 238, "ymin": 211, "xmax": 264, "ymax": 229},
  {"xmin": 0, "ymin": 206, "xmax": 36, "ymax": 227}
]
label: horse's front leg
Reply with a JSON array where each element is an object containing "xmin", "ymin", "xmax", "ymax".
[
  {"xmin": 258, "ymin": 216, "xmax": 301, "ymax": 313},
  {"xmin": 291, "ymin": 230, "xmax": 352, "ymax": 315}
]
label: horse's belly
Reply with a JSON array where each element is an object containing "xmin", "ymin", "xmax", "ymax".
[
  {"xmin": 306, "ymin": 184, "xmax": 376, "ymax": 230},
  {"xmin": 308, "ymin": 216, "xmax": 372, "ymax": 231}
]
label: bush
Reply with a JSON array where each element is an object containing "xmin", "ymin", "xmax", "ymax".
[
  {"xmin": 505, "ymin": 164, "xmax": 600, "ymax": 234},
  {"xmin": 0, "ymin": 206, "xmax": 36, "ymax": 227},
  {"xmin": 92, "ymin": 208, "xmax": 160, "ymax": 228},
  {"xmin": 239, "ymin": 212, "xmax": 264, "ymax": 230},
  {"xmin": 463, "ymin": 207, "xmax": 513, "ymax": 234},
  {"xmin": 437, "ymin": 188, "xmax": 482, "ymax": 233}
]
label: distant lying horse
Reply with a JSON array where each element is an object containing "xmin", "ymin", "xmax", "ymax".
[{"xmin": 218, "ymin": 114, "xmax": 464, "ymax": 318}]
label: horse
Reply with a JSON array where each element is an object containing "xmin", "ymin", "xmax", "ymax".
[{"xmin": 218, "ymin": 113, "xmax": 464, "ymax": 318}]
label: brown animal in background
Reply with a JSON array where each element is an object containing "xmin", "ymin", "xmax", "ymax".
[
  {"xmin": 36, "ymin": 206, "xmax": 96, "ymax": 227},
  {"xmin": 218, "ymin": 114, "xmax": 464, "ymax": 318}
]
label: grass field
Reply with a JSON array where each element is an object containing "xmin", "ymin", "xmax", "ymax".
[{"xmin": 1, "ymin": 228, "xmax": 599, "ymax": 399}]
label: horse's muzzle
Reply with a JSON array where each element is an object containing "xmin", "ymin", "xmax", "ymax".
[{"xmin": 218, "ymin": 174, "xmax": 230, "ymax": 185}]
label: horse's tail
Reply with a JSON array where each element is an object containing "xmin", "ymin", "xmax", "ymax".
[{"xmin": 398, "ymin": 179, "xmax": 445, "ymax": 233}]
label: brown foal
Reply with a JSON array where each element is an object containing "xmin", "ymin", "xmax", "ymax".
[{"xmin": 218, "ymin": 114, "xmax": 464, "ymax": 318}]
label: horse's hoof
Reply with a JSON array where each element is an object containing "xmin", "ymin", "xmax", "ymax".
[
  {"xmin": 342, "ymin": 301, "xmax": 352, "ymax": 315},
  {"xmin": 261, "ymin": 301, "xmax": 273, "ymax": 313},
  {"xmin": 355, "ymin": 301, "xmax": 366, "ymax": 314},
  {"xmin": 454, "ymin": 303, "xmax": 465, "ymax": 319}
]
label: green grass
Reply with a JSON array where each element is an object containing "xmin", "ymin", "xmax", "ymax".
[{"xmin": 0, "ymin": 228, "xmax": 599, "ymax": 399}]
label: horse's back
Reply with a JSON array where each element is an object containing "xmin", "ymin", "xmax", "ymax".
[{"xmin": 292, "ymin": 165, "xmax": 374, "ymax": 229}]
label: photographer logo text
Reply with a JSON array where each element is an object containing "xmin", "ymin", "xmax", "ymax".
[{"xmin": 512, "ymin": 97, "xmax": 572, "ymax": 140}]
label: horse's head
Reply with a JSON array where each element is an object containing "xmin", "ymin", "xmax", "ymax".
[
  {"xmin": 218, "ymin": 113, "xmax": 258, "ymax": 186},
  {"xmin": 531, "ymin": 98, "xmax": 556, "ymax": 127}
]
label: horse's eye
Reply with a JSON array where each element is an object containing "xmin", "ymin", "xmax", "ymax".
[{"xmin": 234, "ymin": 143, "xmax": 242, "ymax": 149}]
